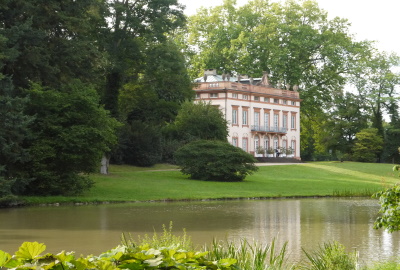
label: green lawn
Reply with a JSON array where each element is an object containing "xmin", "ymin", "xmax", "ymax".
[{"xmin": 22, "ymin": 162, "xmax": 400, "ymax": 204}]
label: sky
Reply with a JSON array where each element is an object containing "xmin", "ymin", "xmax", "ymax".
[{"xmin": 178, "ymin": 0, "xmax": 400, "ymax": 56}]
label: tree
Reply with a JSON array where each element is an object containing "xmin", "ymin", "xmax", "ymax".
[
  {"xmin": 311, "ymin": 92, "xmax": 368, "ymax": 159},
  {"xmin": 0, "ymin": 0, "xmax": 105, "ymax": 90},
  {"xmin": 22, "ymin": 81, "xmax": 120, "ymax": 195},
  {"xmin": 101, "ymin": 0, "xmax": 186, "ymax": 117},
  {"xmin": 0, "ymin": 76, "xmax": 34, "ymax": 198},
  {"xmin": 170, "ymin": 101, "xmax": 229, "ymax": 141},
  {"xmin": 174, "ymin": 140, "xmax": 258, "ymax": 182},
  {"xmin": 352, "ymin": 128, "xmax": 383, "ymax": 163},
  {"xmin": 350, "ymin": 51, "xmax": 400, "ymax": 140}
]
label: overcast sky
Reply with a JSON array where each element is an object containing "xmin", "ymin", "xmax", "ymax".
[{"xmin": 179, "ymin": 0, "xmax": 400, "ymax": 56}]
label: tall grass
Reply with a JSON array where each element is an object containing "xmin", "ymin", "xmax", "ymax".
[
  {"xmin": 205, "ymin": 238, "xmax": 294, "ymax": 270},
  {"xmin": 121, "ymin": 222, "xmax": 192, "ymax": 251},
  {"xmin": 301, "ymin": 242, "xmax": 359, "ymax": 270}
]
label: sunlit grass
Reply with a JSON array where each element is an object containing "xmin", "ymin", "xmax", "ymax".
[{"xmin": 21, "ymin": 162, "xmax": 399, "ymax": 204}]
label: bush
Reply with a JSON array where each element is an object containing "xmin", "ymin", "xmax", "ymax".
[{"xmin": 174, "ymin": 140, "xmax": 258, "ymax": 181}]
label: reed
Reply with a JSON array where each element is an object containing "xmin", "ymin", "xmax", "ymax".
[
  {"xmin": 301, "ymin": 241, "xmax": 358, "ymax": 270},
  {"xmin": 205, "ymin": 238, "xmax": 295, "ymax": 270}
]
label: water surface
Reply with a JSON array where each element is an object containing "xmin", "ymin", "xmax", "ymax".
[{"xmin": 0, "ymin": 198, "xmax": 399, "ymax": 266}]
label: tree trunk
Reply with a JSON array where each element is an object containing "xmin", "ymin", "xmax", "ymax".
[{"xmin": 100, "ymin": 154, "xmax": 109, "ymax": 175}]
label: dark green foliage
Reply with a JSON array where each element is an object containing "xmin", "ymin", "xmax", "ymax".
[
  {"xmin": 0, "ymin": 77, "xmax": 34, "ymax": 196},
  {"xmin": 171, "ymin": 101, "xmax": 229, "ymax": 142},
  {"xmin": 101, "ymin": 0, "xmax": 187, "ymax": 118},
  {"xmin": 383, "ymin": 127, "xmax": 400, "ymax": 163},
  {"xmin": 0, "ymin": 0, "xmax": 104, "ymax": 90},
  {"xmin": 116, "ymin": 120, "xmax": 162, "ymax": 167},
  {"xmin": 22, "ymin": 81, "xmax": 120, "ymax": 195},
  {"xmin": 174, "ymin": 140, "xmax": 258, "ymax": 182},
  {"xmin": 352, "ymin": 128, "xmax": 384, "ymax": 163},
  {"xmin": 143, "ymin": 41, "xmax": 194, "ymax": 103}
]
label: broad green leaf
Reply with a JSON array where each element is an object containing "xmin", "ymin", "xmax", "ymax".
[
  {"xmin": 95, "ymin": 260, "xmax": 117, "ymax": 270},
  {"xmin": 15, "ymin": 242, "xmax": 46, "ymax": 260},
  {"xmin": 0, "ymin": 250, "xmax": 11, "ymax": 267},
  {"xmin": 174, "ymin": 252, "xmax": 187, "ymax": 261},
  {"xmin": 218, "ymin": 258, "xmax": 237, "ymax": 267},
  {"xmin": 144, "ymin": 257, "xmax": 163, "ymax": 267},
  {"xmin": 56, "ymin": 251, "xmax": 75, "ymax": 263}
]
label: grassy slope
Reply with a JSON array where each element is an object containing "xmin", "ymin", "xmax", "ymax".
[{"xmin": 22, "ymin": 162, "xmax": 399, "ymax": 204}]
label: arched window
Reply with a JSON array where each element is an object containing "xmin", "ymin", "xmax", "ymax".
[
  {"xmin": 273, "ymin": 136, "xmax": 279, "ymax": 150},
  {"xmin": 242, "ymin": 133, "xmax": 248, "ymax": 152},
  {"xmin": 254, "ymin": 135, "xmax": 260, "ymax": 152},
  {"xmin": 291, "ymin": 136, "xmax": 296, "ymax": 156},
  {"xmin": 282, "ymin": 136, "xmax": 287, "ymax": 150},
  {"xmin": 232, "ymin": 132, "xmax": 238, "ymax": 147},
  {"xmin": 264, "ymin": 136, "xmax": 270, "ymax": 150}
]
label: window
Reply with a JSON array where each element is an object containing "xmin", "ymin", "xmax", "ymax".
[
  {"xmin": 232, "ymin": 137, "xmax": 238, "ymax": 147},
  {"xmin": 283, "ymin": 100, "xmax": 287, "ymax": 105},
  {"xmin": 254, "ymin": 136, "xmax": 260, "ymax": 152},
  {"xmin": 232, "ymin": 109, "xmax": 238, "ymax": 125},
  {"xmin": 273, "ymin": 136, "xmax": 279, "ymax": 150},
  {"xmin": 283, "ymin": 115, "xmax": 288, "ymax": 129},
  {"xmin": 243, "ymin": 95, "xmax": 248, "ymax": 100},
  {"xmin": 292, "ymin": 101, "xmax": 296, "ymax": 106},
  {"xmin": 242, "ymin": 110, "xmax": 248, "ymax": 125},
  {"xmin": 254, "ymin": 96, "xmax": 260, "ymax": 101},
  {"xmin": 196, "ymin": 93, "xmax": 200, "ymax": 99},
  {"xmin": 232, "ymin": 93, "xmax": 238, "ymax": 98},
  {"xmin": 291, "ymin": 140, "xmax": 296, "ymax": 156},
  {"xmin": 254, "ymin": 112, "xmax": 260, "ymax": 128},
  {"xmin": 274, "ymin": 98, "xmax": 279, "ymax": 104},
  {"xmin": 264, "ymin": 113, "xmax": 270, "ymax": 128},
  {"xmin": 264, "ymin": 137, "xmax": 270, "ymax": 150},
  {"xmin": 264, "ymin": 97, "xmax": 269, "ymax": 102},
  {"xmin": 210, "ymin": 93, "xmax": 218, "ymax": 98},
  {"xmin": 291, "ymin": 115, "xmax": 296, "ymax": 129},
  {"xmin": 242, "ymin": 138, "xmax": 248, "ymax": 152},
  {"xmin": 274, "ymin": 114, "xmax": 279, "ymax": 129}
]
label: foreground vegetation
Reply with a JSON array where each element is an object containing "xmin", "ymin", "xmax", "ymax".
[
  {"xmin": 18, "ymin": 162, "xmax": 399, "ymax": 205},
  {"xmin": 1, "ymin": 224, "xmax": 399, "ymax": 270}
]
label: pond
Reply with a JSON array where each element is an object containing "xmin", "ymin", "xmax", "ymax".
[{"xmin": 1, "ymin": 198, "xmax": 399, "ymax": 266}]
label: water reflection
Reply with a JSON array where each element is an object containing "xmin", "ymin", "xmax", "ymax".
[{"xmin": 0, "ymin": 198, "xmax": 399, "ymax": 266}]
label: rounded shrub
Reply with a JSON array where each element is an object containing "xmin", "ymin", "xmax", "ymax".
[{"xmin": 174, "ymin": 140, "xmax": 258, "ymax": 181}]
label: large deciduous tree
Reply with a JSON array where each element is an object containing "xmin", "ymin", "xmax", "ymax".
[
  {"xmin": 170, "ymin": 101, "xmax": 229, "ymax": 142},
  {"xmin": 99, "ymin": 0, "xmax": 193, "ymax": 168},
  {"xmin": 22, "ymin": 81, "xmax": 120, "ymax": 195},
  {"xmin": 350, "ymin": 51, "xmax": 400, "ymax": 139},
  {"xmin": 0, "ymin": 0, "xmax": 105, "ymax": 90},
  {"xmin": 352, "ymin": 128, "xmax": 384, "ymax": 163}
]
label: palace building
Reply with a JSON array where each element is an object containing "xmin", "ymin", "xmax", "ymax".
[{"xmin": 194, "ymin": 69, "xmax": 301, "ymax": 159}]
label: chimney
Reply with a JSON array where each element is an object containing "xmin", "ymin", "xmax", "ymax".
[{"xmin": 204, "ymin": 69, "xmax": 217, "ymax": 76}]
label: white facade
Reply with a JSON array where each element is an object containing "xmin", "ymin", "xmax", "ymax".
[{"xmin": 194, "ymin": 74, "xmax": 301, "ymax": 159}]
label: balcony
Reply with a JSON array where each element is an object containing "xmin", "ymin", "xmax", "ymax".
[
  {"xmin": 194, "ymin": 82, "xmax": 300, "ymax": 99},
  {"xmin": 251, "ymin": 125, "xmax": 287, "ymax": 134}
]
